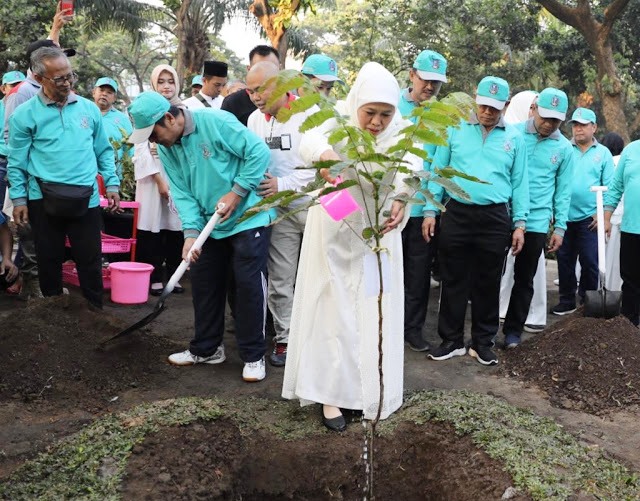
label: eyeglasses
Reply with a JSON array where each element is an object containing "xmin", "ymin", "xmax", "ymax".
[{"xmin": 39, "ymin": 72, "xmax": 78, "ymax": 86}]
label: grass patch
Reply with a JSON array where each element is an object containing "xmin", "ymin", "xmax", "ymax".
[{"xmin": 1, "ymin": 391, "xmax": 638, "ymax": 500}]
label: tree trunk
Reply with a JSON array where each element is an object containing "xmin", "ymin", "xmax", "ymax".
[
  {"xmin": 249, "ymin": 0, "xmax": 300, "ymax": 67},
  {"xmin": 173, "ymin": 0, "xmax": 192, "ymax": 89},
  {"xmin": 537, "ymin": 0, "xmax": 631, "ymax": 142}
]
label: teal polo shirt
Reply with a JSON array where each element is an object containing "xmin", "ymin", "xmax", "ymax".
[
  {"xmin": 101, "ymin": 107, "xmax": 133, "ymax": 179},
  {"xmin": 514, "ymin": 119, "xmax": 574, "ymax": 235},
  {"xmin": 427, "ymin": 114, "xmax": 529, "ymax": 226},
  {"xmin": 8, "ymin": 90, "xmax": 119, "ymax": 208},
  {"xmin": 158, "ymin": 109, "xmax": 274, "ymax": 239},
  {"xmin": 604, "ymin": 140, "xmax": 640, "ymax": 234},
  {"xmin": 568, "ymin": 138, "xmax": 614, "ymax": 222},
  {"xmin": 398, "ymin": 87, "xmax": 438, "ymax": 217}
]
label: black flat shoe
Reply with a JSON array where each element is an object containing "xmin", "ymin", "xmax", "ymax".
[
  {"xmin": 322, "ymin": 412, "xmax": 347, "ymax": 432},
  {"xmin": 171, "ymin": 285, "xmax": 185, "ymax": 294},
  {"xmin": 150, "ymin": 288, "xmax": 163, "ymax": 296}
]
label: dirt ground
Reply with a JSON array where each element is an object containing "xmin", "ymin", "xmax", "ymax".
[{"xmin": 1, "ymin": 259, "xmax": 639, "ymax": 498}]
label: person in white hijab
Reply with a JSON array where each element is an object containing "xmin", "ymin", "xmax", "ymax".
[
  {"xmin": 133, "ymin": 64, "xmax": 184, "ymax": 295},
  {"xmin": 499, "ymin": 90, "xmax": 548, "ymax": 332},
  {"xmin": 282, "ymin": 62, "xmax": 422, "ymax": 431}
]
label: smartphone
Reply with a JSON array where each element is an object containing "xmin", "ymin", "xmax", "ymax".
[{"xmin": 60, "ymin": 0, "xmax": 74, "ymax": 17}]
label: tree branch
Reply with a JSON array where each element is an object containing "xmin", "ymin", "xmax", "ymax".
[
  {"xmin": 601, "ymin": 0, "xmax": 631, "ymax": 40},
  {"xmin": 537, "ymin": 0, "xmax": 576, "ymax": 25},
  {"xmin": 630, "ymin": 112, "xmax": 640, "ymax": 136}
]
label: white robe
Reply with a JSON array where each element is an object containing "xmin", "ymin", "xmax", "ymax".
[
  {"xmin": 133, "ymin": 141, "xmax": 182, "ymax": 233},
  {"xmin": 605, "ymin": 155, "xmax": 623, "ymax": 290},
  {"xmin": 282, "ymin": 62, "xmax": 421, "ymax": 420}
]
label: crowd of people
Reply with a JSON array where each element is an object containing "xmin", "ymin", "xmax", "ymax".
[{"xmin": 2, "ymin": 9, "xmax": 640, "ymax": 433}]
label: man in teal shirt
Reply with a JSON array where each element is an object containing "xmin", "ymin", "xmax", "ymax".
[
  {"xmin": 425, "ymin": 76, "xmax": 529, "ymax": 366},
  {"xmin": 8, "ymin": 47, "xmax": 120, "ymax": 308},
  {"xmin": 398, "ymin": 49, "xmax": 448, "ymax": 352},
  {"xmin": 554, "ymin": 108, "xmax": 614, "ymax": 315},
  {"xmin": 502, "ymin": 88, "xmax": 574, "ymax": 348},
  {"xmin": 92, "ymin": 77, "xmax": 132, "ymax": 180},
  {"xmin": 604, "ymin": 140, "xmax": 640, "ymax": 326},
  {"xmin": 128, "ymin": 91, "xmax": 273, "ymax": 383}
]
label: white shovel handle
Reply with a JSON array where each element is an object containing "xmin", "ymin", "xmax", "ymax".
[
  {"xmin": 165, "ymin": 203, "xmax": 225, "ymax": 293},
  {"xmin": 590, "ymin": 186, "xmax": 607, "ymax": 278}
]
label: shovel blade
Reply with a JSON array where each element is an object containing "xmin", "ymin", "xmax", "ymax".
[{"xmin": 584, "ymin": 289, "xmax": 622, "ymax": 319}]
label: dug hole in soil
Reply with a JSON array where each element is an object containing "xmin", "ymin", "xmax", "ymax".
[
  {"xmin": 120, "ymin": 418, "xmax": 528, "ymax": 501},
  {"xmin": 501, "ymin": 311, "xmax": 640, "ymax": 414}
]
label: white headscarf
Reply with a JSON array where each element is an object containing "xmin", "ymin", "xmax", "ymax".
[
  {"xmin": 504, "ymin": 90, "xmax": 537, "ymax": 124},
  {"xmin": 344, "ymin": 62, "xmax": 403, "ymax": 146},
  {"xmin": 150, "ymin": 64, "xmax": 182, "ymax": 106}
]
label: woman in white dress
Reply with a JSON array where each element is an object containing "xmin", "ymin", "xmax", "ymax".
[
  {"xmin": 133, "ymin": 65, "xmax": 183, "ymax": 294},
  {"xmin": 282, "ymin": 62, "xmax": 422, "ymax": 431},
  {"xmin": 499, "ymin": 90, "xmax": 548, "ymax": 331}
]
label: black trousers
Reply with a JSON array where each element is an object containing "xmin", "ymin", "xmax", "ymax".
[
  {"xmin": 29, "ymin": 200, "xmax": 103, "ymax": 307},
  {"xmin": 503, "ymin": 232, "xmax": 547, "ymax": 336},
  {"xmin": 620, "ymin": 231, "xmax": 640, "ymax": 327},
  {"xmin": 437, "ymin": 200, "xmax": 511, "ymax": 347},
  {"xmin": 136, "ymin": 229, "xmax": 183, "ymax": 284},
  {"xmin": 402, "ymin": 216, "xmax": 437, "ymax": 339},
  {"xmin": 189, "ymin": 226, "xmax": 270, "ymax": 362}
]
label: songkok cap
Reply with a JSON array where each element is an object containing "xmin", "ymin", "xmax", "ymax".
[
  {"xmin": 412, "ymin": 50, "xmax": 447, "ymax": 83},
  {"xmin": 536, "ymin": 88, "xmax": 569, "ymax": 120},
  {"xmin": 2, "ymin": 70, "xmax": 26, "ymax": 85},
  {"xmin": 476, "ymin": 76, "xmax": 509, "ymax": 110},
  {"xmin": 127, "ymin": 91, "xmax": 170, "ymax": 144},
  {"xmin": 568, "ymin": 107, "xmax": 596, "ymax": 125},
  {"xmin": 26, "ymin": 39, "xmax": 76, "ymax": 61},
  {"xmin": 191, "ymin": 75, "xmax": 203, "ymax": 87},
  {"xmin": 203, "ymin": 61, "xmax": 228, "ymax": 78},
  {"xmin": 301, "ymin": 54, "xmax": 342, "ymax": 82},
  {"xmin": 94, "ymin": 77, "xmax": 118, "ymax": 93}
]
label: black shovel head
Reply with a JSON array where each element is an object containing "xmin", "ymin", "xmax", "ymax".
[
  {"xmin": 583, "ymin": 288, "xmax": 622, "ymax": 319},
  {"xmin": 100, "ymin": 289, "xmax": 171, "ymax": 347}
]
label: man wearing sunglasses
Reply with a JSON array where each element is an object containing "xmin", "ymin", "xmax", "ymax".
[{"xmin": 7, "ymin": 46, "xmax": 120, "ymax": 310}]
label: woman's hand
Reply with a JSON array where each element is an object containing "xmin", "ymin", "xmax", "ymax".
[
  {"xmin": 381, "ymin": 201, "xmax": 405, "ymax": 235},
  {"xmin": 318, "ymin": 149, "xmax": 341, "ymax": 184}
]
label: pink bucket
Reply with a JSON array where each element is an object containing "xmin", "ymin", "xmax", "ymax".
[
  {"xmin": 320, "ymin": 182, "xmax": 361, "ymax": 221},
  {"xmin": 108, "ymin": 262, "xmax": 154, "ymax": 304}
]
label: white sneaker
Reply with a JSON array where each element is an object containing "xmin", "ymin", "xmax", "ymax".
[
  {"xmin": 242, "ymin": 357, "xmax": 266, "ymax": 382},
  {"xmin": 168, "ymin": 345, "xmax": 226, "ymax": 366}
]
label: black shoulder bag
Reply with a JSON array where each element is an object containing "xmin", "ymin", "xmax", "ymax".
[{"xmin": 36, "ymin": 178, "xmax": 93, "ymax": 218}]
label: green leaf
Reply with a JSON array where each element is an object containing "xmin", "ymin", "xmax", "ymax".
[
  {"xmin": 417, "ymin": 189, "xmax": 446, "ymax": 212},
  {"xmin": 435, "ymin": 166, "xmax": 490, "ymax": 184},
  {"xmin": 265, "ymin": 70, "xmax": 306, "ymax": 109},
  {"xmin": 327, "ymin": 127, "xmax": 350, "ymax": 145},
  {"xmin": 300, "ymin": 108, "xmax": 338, "ymax": 132},
  {"xmin": 270, "ymin": 201, "xmax": 315, "ymax": 225},
  {"xmin": 413, "ymin": 128, "xmax": 448, "ymax": 146},
  {"xmin": 430, "ymin": 176, "xmax": 472, "ymax": 201},
  {"xmin": 362, "ymin": 227, "xmax": 375, "ymax": 240},
  {"xmin": 319, "ymin": 179, "xmax": 358, "ymax": 195},
  {"xmin": 276, "ymin": 92, "xmax": 321, "ymax": 122}
]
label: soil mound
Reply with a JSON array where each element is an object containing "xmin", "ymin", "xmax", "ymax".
[
  {"xmin": 501, "ymin": 313, "xmax": 640, "ymax": 414},
  {"xmin": 0, "ymin": 295, "xmax": 179, "ymax": 409},
  {"xmin": 121, "ymin": 419, "xmax": 528, "ymax": 501}
]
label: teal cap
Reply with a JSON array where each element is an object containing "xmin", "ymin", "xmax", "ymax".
[
  {"xmin": 191, "ymin": 75, "xmax": 203, "ymax": 87},
  {"xmin": 536, "ymin": 87, "xmax": 568, "ymax": 120},
  {"xmin": 94, "ymin": 77, "xmax": 118, "ymax": 93},
  {"xmin": 127, "ymin": 91, "xmax": 170, "ymax": 144},
  {"xmin": 301, "ymin": 54, "xmax": 341, "ymax": 82},
  {"xmin": 476, "ymin": 76, "xmax": 509, "ymax": 110},
  {"xmin": 2, "ymin": 70, "xmax": 26, "ymax": 85},
  {"xmin": 413, "ymin": 50, "xmax": 447, "ymax": 83},
  {"xmin": 568, "ymin": 107, "xmax": 596, "ymax": 125}
]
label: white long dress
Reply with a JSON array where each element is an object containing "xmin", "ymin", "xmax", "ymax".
[
  {"xmin": 133, "ymin": 141, "xmax": 182, "ymax": 232},
  {"xmin": 282, "ymin": 62, "xmax": 420, "ymax": 420},
  {"xmin": 605, "ymin": 154, "xmax": 622, "ymax": 290}
]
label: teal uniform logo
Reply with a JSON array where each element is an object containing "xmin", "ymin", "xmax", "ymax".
[
  {"xmin": 80, "ymin": 116, "xmax": 90, "ymax": 129},
  {"xmin": 550, "ymin": 153, "xmax": 559, "ymax": 165},
  {"xmin": 200, "ymin": 143, "xmax": 212, "ymax": 159},
  {"xmin": 489, "ymin": 83, "xmax": 499, "ymax": 95},
  {"xmin": 503, "ymin": 140, "xmax": 512, "ymax": 152}
]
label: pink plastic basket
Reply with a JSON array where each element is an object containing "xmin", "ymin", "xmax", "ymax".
[
  {"xmin": 62, "ymin": 262, "xmax": 111, "ymax": 289},
  {"xmin": 65, "ymin": 233, "xmax": 136, "ymax": 254}
]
